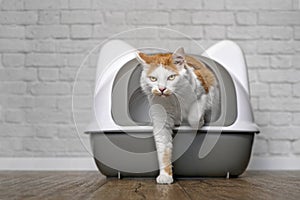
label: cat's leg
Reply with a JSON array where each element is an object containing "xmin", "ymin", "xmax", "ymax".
[
  {"xmin": 174, "ymin": 113, "xmax": 182, "ymax": 127},
  {"xmin": 188, "ymin": 95, "xmax": 207, "ymax": 129},
  {"xmin": 210, "ymin": 87, "xmax": 221, "ymax": 122},
  {"xmin": 149, "ymin": 102, "xmax": 174, "ymax": 184},
  {"xmin": 154, "ymin": 128, "xmax": 173, "ymax": 184},
  {"xmin": 153, "ymin": 127, "xmax": 173, "ymax": 184},
  {"xmin": 172, "ymin": 95, "xmax": 182, "ymax": 127}
]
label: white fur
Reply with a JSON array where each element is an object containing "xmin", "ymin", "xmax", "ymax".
[
  {"xmin": 139, "ymin": 52, "xmax": 219, "ymax": 184},
  {"xmin": 156, "ymin": 174, "xmax": 173, "ymax": 184}
]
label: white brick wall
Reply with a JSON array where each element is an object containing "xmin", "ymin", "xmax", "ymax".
[{"xmin": 0, "ymin": 0, "xmax": 299, "ymax": 164}]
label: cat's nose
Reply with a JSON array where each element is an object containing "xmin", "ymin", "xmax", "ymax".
[{"xmin": 159, "ymin": 87, "xmax": 166, "ymax": 93}]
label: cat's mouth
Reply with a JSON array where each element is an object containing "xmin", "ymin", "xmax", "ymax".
[{"xmin": 152, "ymin": 89, "xmax": 172, "ymax": 97}]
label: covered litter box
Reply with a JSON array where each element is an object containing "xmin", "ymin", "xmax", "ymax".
[{"xmin": 85, "ymin": 40, "xmax": 259, "ymax": 177}]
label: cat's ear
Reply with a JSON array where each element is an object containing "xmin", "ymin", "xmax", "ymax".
[
  {"xmin": 136, "ymin": 52, "xmax": 149, "ymax": 65},
  {"xmin": 172, "ymin": 47, "xmax": 186, "ymax": 70}
]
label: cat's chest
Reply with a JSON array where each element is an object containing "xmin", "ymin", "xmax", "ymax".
[{"xmin": 175, "ymin": 86, "xmax": 196, "ymax": 117}]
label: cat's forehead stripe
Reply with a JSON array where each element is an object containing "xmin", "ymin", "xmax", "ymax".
[
  {"xmin": 147, "ymin": 64, "xmax": 178, "ymax": 75},
  {"xmin": 141, "ymin": 53, "xmax": 179, "ymax": 75},
  {"xmin": 139, "ymin": 52, "xmax": 173, "ymax": 65}
]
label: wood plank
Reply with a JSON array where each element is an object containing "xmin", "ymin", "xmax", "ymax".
[
  {"xmin": 177, "ymin": 171, "xmax": 300, "ymax": 200},
  {"xmin": 1, "ymin": 171, "xmax": 300, "ymax": 200},
  {"xmin": 90, "ymin": 178, "xmax": 191, "ymax": 200},
  {"xmin": 0, "ymin": 171, "xmax": 106, "ymax": 200}
]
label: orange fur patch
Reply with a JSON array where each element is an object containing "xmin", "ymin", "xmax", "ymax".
[
  {"xmin": 163, "ymin": 149, "xmax": 172, "ymax": 176},
  {"xmin": 186, "ymin": 55, "xmax": 216, "ymax": 93},
  {"xmin": 139, "ymin": 53, "xmax": 179, "ymax": 75}
]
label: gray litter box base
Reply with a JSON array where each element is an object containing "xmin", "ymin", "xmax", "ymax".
[{"xmin": 90, "ymin": 132, "xmax": 255, "ymax": 178}]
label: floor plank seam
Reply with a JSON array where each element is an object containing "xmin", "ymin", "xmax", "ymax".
[
  {"xmin": 177, "ymin": 181, "xmax": 193, "ymax": 200},
  {"xmin": 133, "ymin": 182, "xmax": 146, "ymax": 199}
]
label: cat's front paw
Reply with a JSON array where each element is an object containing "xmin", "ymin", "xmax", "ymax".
[
  {"xmin": 174, "ymin": 122, "xmax": 181, "ymax": 127},
  {"xmin": 156, "ymin": 174, "xmax": 173, "ymax": 184},
  {"xmin": 188, "ymin": 115, "xmax": 204, "ymax": 129},
  {"xmin": 199, "ymin": 117, "xmax": 204, "ymax": 127}
]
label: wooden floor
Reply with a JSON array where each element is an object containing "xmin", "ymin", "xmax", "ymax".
[{"xmin": 0, "ymin": 171, "xmax": 299, "ymax": 200}]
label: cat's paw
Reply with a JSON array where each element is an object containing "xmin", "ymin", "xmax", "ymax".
[
  {"xmin": 188, "ymin": 115, "xmax": 204, "ymax": 129},
  {"xmin": 156, "ymin": 174, "xmax": 174, "ymax": 184},
  {"xmin": 199, "ymin": 117, "xmax": 204, "ymax": 127},
  {"xmin": 188, "ymin": 119, "xmax": 198, "ymax": 129},
  {"xmin": 174, "ymin": 117, "xmax": 181, "ymax": 127},
  {"xmin": 174, "ymin": 122, "xmax": 181, "ymax": 127}
]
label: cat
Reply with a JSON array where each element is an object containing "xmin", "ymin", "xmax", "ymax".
[{"xmin": 136, "ymin": 47, "xmax": 219, "ymax": 184}]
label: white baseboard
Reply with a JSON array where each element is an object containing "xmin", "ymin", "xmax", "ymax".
[
  {"xmin": 248, "ymin": 156, "xmax": 300, "ymax": 170},
  {"xmin": 0, "ymin": 156, "xmax": 299, "ymax": 171}
]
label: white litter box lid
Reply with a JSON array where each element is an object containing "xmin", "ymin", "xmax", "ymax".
[{"xmin": 85, "ymin": 40, "xmax": 259, "ymax": 134}]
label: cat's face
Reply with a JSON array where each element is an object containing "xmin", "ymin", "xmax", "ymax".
[
  {"xmin": 137, "ymin": 47, "xmax": 186, "ymax": 97},
  {"xmin": 142, "ymin": 64, "xmax": 179, "ymax": 96}
]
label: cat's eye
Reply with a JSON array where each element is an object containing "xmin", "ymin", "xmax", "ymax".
[
  {"xmin": 167, "ymin": 74, "xmax": 176, "ymax": 81},
  {"xmin": 149, "ymin": 76, "xmax": 157, "ymax": 82}
]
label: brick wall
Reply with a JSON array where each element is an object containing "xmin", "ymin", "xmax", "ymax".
[{"xmin": 0, "ymin": 0, "xmax": 299, "ymax": 161}]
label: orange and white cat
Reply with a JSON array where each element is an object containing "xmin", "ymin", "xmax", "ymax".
[{"xmin": 137, "ymin": 47, "xmax": 219, "ymax": 184}]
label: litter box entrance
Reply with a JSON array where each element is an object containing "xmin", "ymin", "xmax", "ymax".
[{"xmin": 111, "ymin": 56, "xmax": 237, "ymax": 127}]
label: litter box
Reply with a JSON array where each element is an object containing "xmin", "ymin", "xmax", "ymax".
[{"xmin": 84, "ymin": 40, "xmax": 259, "ymax": 178}]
